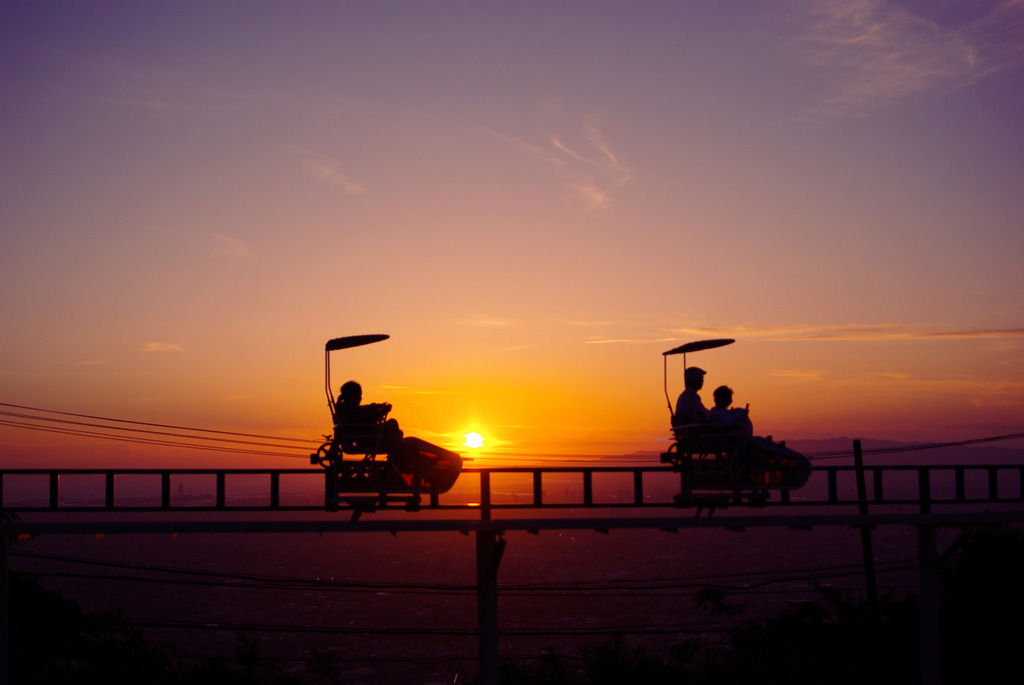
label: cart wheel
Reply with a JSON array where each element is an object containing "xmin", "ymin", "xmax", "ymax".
[{"xmin": 312, "ymin": 440, "xmax": 340, "ymax": 469}]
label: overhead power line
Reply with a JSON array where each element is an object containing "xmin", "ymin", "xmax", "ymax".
[
  {"xmin": 805, "ymin": 432, "xmax": 1024, "ymax": 460},
  {"xmin": 0, "ymin": 419, "xmax": 308, "ymax": 459},
  {"xmin": 12, "ymin": 550, "xmax": 916, "ymax": 596},
  {"xmin": 0, "ymin": 402, "xmax": 319, "ymax": 443},
  {"xmin": 0, "ymin": 401, "xmax": 321, "ymax": 459},
  {"xmin": 2, "ymin": 401, "xmax": 1022, "ymax": 462}
]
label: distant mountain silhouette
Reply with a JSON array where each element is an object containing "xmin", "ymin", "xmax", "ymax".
[
  {"xmin": 787, "ymin": 438, "xmax": 1024, "ymax": 466},
  {"xmin": 629, "ymin": 437, "xmax": 1024, "ymax": 466}
]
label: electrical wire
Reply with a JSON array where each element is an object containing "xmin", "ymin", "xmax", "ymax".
[
  {"xmin": 805, "ymin": 432, "xmax": 1024, "ymax": 461},
  {"xmin": 0, "ymin": 418, "xmax": 309, "ymax": 459},
  {"xmin": 11, "ymin": 550, "xmax": 916, "ymax": 596},
  {"xmin": 0, "ymin": 401, "xmax": 322, "ymax": 459},
  {"xmin": 0, "ymin": 402, "xmax": 318, "ymax": 443},
  {"xmin": 3, "ymin": 401, "xmax": 1021, "ymax": 462},
  {"xmin": 0, "ymin": 411, "xmax": 314, "ymax": 450},
  {"xmin": 125, "ymin": 617, "xmax": 730, "ymax": 637}
]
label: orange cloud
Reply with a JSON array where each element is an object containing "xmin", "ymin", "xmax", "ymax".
[
  {"xmin": 142, "ymin": 342, "xmax": 184, "ymax": 353},
  {"xmin": 673, "ymin": 324, "xmax": 1024, "ymax": 342}
]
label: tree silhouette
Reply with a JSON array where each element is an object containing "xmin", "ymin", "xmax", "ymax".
[{"xmin": 939, "ymin": 525, "xmax": 1024, "ymax": 684}]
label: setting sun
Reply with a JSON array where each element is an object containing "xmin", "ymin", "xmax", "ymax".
[{"xmin": 462, "ymin": 432, "xmax": 485, "ymax": 449}]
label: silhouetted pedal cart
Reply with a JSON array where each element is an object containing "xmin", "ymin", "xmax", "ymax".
[
  {"xmin": 659, "ymin": 339, "xmax": 812, "ymax": 513},
  {"xmin": 310, "ymin": 334, "xmax": 462, "ymax": 516}
]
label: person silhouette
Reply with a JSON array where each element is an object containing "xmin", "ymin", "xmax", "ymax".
[
  {"xmin": 332, "ymin": 380, "xmax": 403, "ymax": 454},
  {"xmin": 672, "ymin": 366, "xmax": 710, "ymax": 428},
  {"xmin": 709, "ymin": 385, "xmax": 753, "ymax": 438}
]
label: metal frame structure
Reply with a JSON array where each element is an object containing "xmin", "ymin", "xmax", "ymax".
[
  {"xmin": 2, "ymin": 462, "xmax": 1023, "ymax": 515},
  {"xmin": 2, "ymin": 461, "xmax": 1024, "ymax": 685}
]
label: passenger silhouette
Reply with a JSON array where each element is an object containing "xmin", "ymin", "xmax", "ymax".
[
  {"xmin": 331, "ymin": 380, "xmax": 459, "ymax": 488},
  {"xmin": 332, "ymin": 380, "xmax": 403, "ymax": 454},
  {"xmin": 706, "ymin": 384, "xmax": 785, "ymax": 468},
  {"xmin": 709, "ymin": 385, "xmax": 753, "ymax": 438},
  {"xmin": 673, "ymin": 366, "xmax": 709, "ymax": 428}
]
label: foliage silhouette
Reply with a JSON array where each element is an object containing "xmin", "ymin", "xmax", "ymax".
[
  {"xmin": 9, "ymin": 571, "xmax": 300, "ymax": 685},
  {"xmin": 939, "ymin": 525, "xmax": 1024, "ymax": 685},
  {"xmin": 10, "ymin": 571, "xmax": 174, "ymax": 685}
]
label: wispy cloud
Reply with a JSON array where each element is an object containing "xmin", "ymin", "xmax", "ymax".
[
  {"xmin": 672, "ymin": 324, "xmax": 1024, "ymax": 342},
  {"xmin": 764, "ymin": 369, "xmax": 831, "ymax": 382},
  {"xmin": 794, "ymin": 0, "xmax": 1020, "ymax": 119},
  {"xmin": 142, "ymin": 342, "xmax": 184, "ymax": 353},
  {"xmin": 549, "ymin": 136, "xmax": 604, "ymax": 167},
  {"xmin": 586, "ymin": 337, "xmax": 679, "ymax": 346},
  {"xmin": 867, "ymin": 372, "xmax": 911, "ymax": 382},
  {"xmin": 483, "ymin": 127, "xmax": 566, "ymax": 166},
  {"xmin": 495, "ymin": 344, "xmax": 537, "ymax": 352},
  {"xmin": 457, "ymin": 317, "xmax": 519, "ymax": 328},
  {"xmin": 583, "ymin": 122, "xmax": 619, "ymax": 167},
  {"xmin": 205, "ymin": 233, "xmax": 253, "ymax": 259},
  {"xmin": 282, "ymin": 144, "xmax": 366, "ymax": 195},
  {"xmin": 828, "ymin": 374, "xmax": 1024, "ymax": 402},
  {"xmin": 964, "ymin": 0, "xmax": 1024, "ymax": 73},
  {"xmin": 571, "ymin": 184, "xmax": 612, "ymax": 212},
  {"xmin": 487, "ymin": 119, "xmax": 631, "ymax": 211},
  {"xmin": 562, "ymin": 319, "xmax": 625, "ymax": 327}
]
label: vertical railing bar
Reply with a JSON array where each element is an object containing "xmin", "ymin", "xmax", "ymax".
[
  {"xmin": 918, "ymin": 468, "xmax": 931, "ymax": 514},
  {"xmin": 583, "ymin": 470, "xmax": 593, "ymax": 506},
  {"xmin": 633, "ymin": 470, "xmax": 643, "ymax": 505},
  {"xmin": 480, "ymin": 471, "xmax": 491, "ymax": 521},
  {"xmin": 270, "ymin": 472, "xmax": 280, "ymax": 509},
  {"xmin": 161, "ymin": 472, "xmax": 171, "ymax": 510},
  {"xmin": 324, "ymin": 469, "xmax": 338, "ymax": 511},
  {"xmin": 988, "ymin": 466, "xmax": 999, "ymax": 502},
  {"xmin": 827, "ymin": 469, "xmax": 838, "ymax": 504},
  {"xmin": 955, "ymin": 467, "xmax": 965, "ymax": 502},
  {"xmin": 873, "ymin": 469, "xmax": 884, "ymax": 502},
  {"xmin": 49, "ymin": 473, "xmax": 59, "ymax": 510},
  {"xmin": 216, "ymin": 473, "xmax": 226, "ymax": 509},
  {"xmin": 105, "ymin": 472, "xmax": 115, "ymax": 509},
  {"xmin": 533, "ymin": 471, "xmax": 543, "ymax": 507}
]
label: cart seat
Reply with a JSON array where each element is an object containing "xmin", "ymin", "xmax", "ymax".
[
  {"xmin": 334, "ymin": 419, "xmax": 389, "ymax": 455},
  {"xmin": 671, "ymin": 422, "xmax": 741, "ymax": 458}
]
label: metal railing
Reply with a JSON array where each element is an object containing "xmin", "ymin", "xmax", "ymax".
[{"xmin": 2, "ymin": 462, "xmax": 1023, "ymax": 518}]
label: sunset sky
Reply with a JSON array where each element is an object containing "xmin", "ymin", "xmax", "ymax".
[{"xmin": 2, "ymin": 1, "xmax": 1022, "ymax": 467}]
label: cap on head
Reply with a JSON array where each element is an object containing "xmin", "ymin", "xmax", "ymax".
[{"xmin": 684, "ymin": 366, "xmax": 706, "ymax": 383}]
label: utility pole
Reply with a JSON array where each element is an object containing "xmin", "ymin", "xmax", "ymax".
[
  {"xmin": 917, "ymin": 525, "xmax": 941, "ymax": 685},
  {"xmin": 476, "ymin": 530, "xmax": 505, "ymax": 685},
  {"xmin": 853, "ymin": 439, "xmax": 878, "ymax": 615}
]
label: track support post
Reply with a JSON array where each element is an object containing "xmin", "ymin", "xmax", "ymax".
[
  {"xmin": 476, "ymin": 530, "xmax": 506, "ymax": 685},
  {"xmin": 918, "ymin": 525, "xmax": 941, "ymax": 685}
]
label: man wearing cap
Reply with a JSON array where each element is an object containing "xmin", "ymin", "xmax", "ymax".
[{"xmin": 673, "ymin": 366, "xmax": 710, "ymax": 428}]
